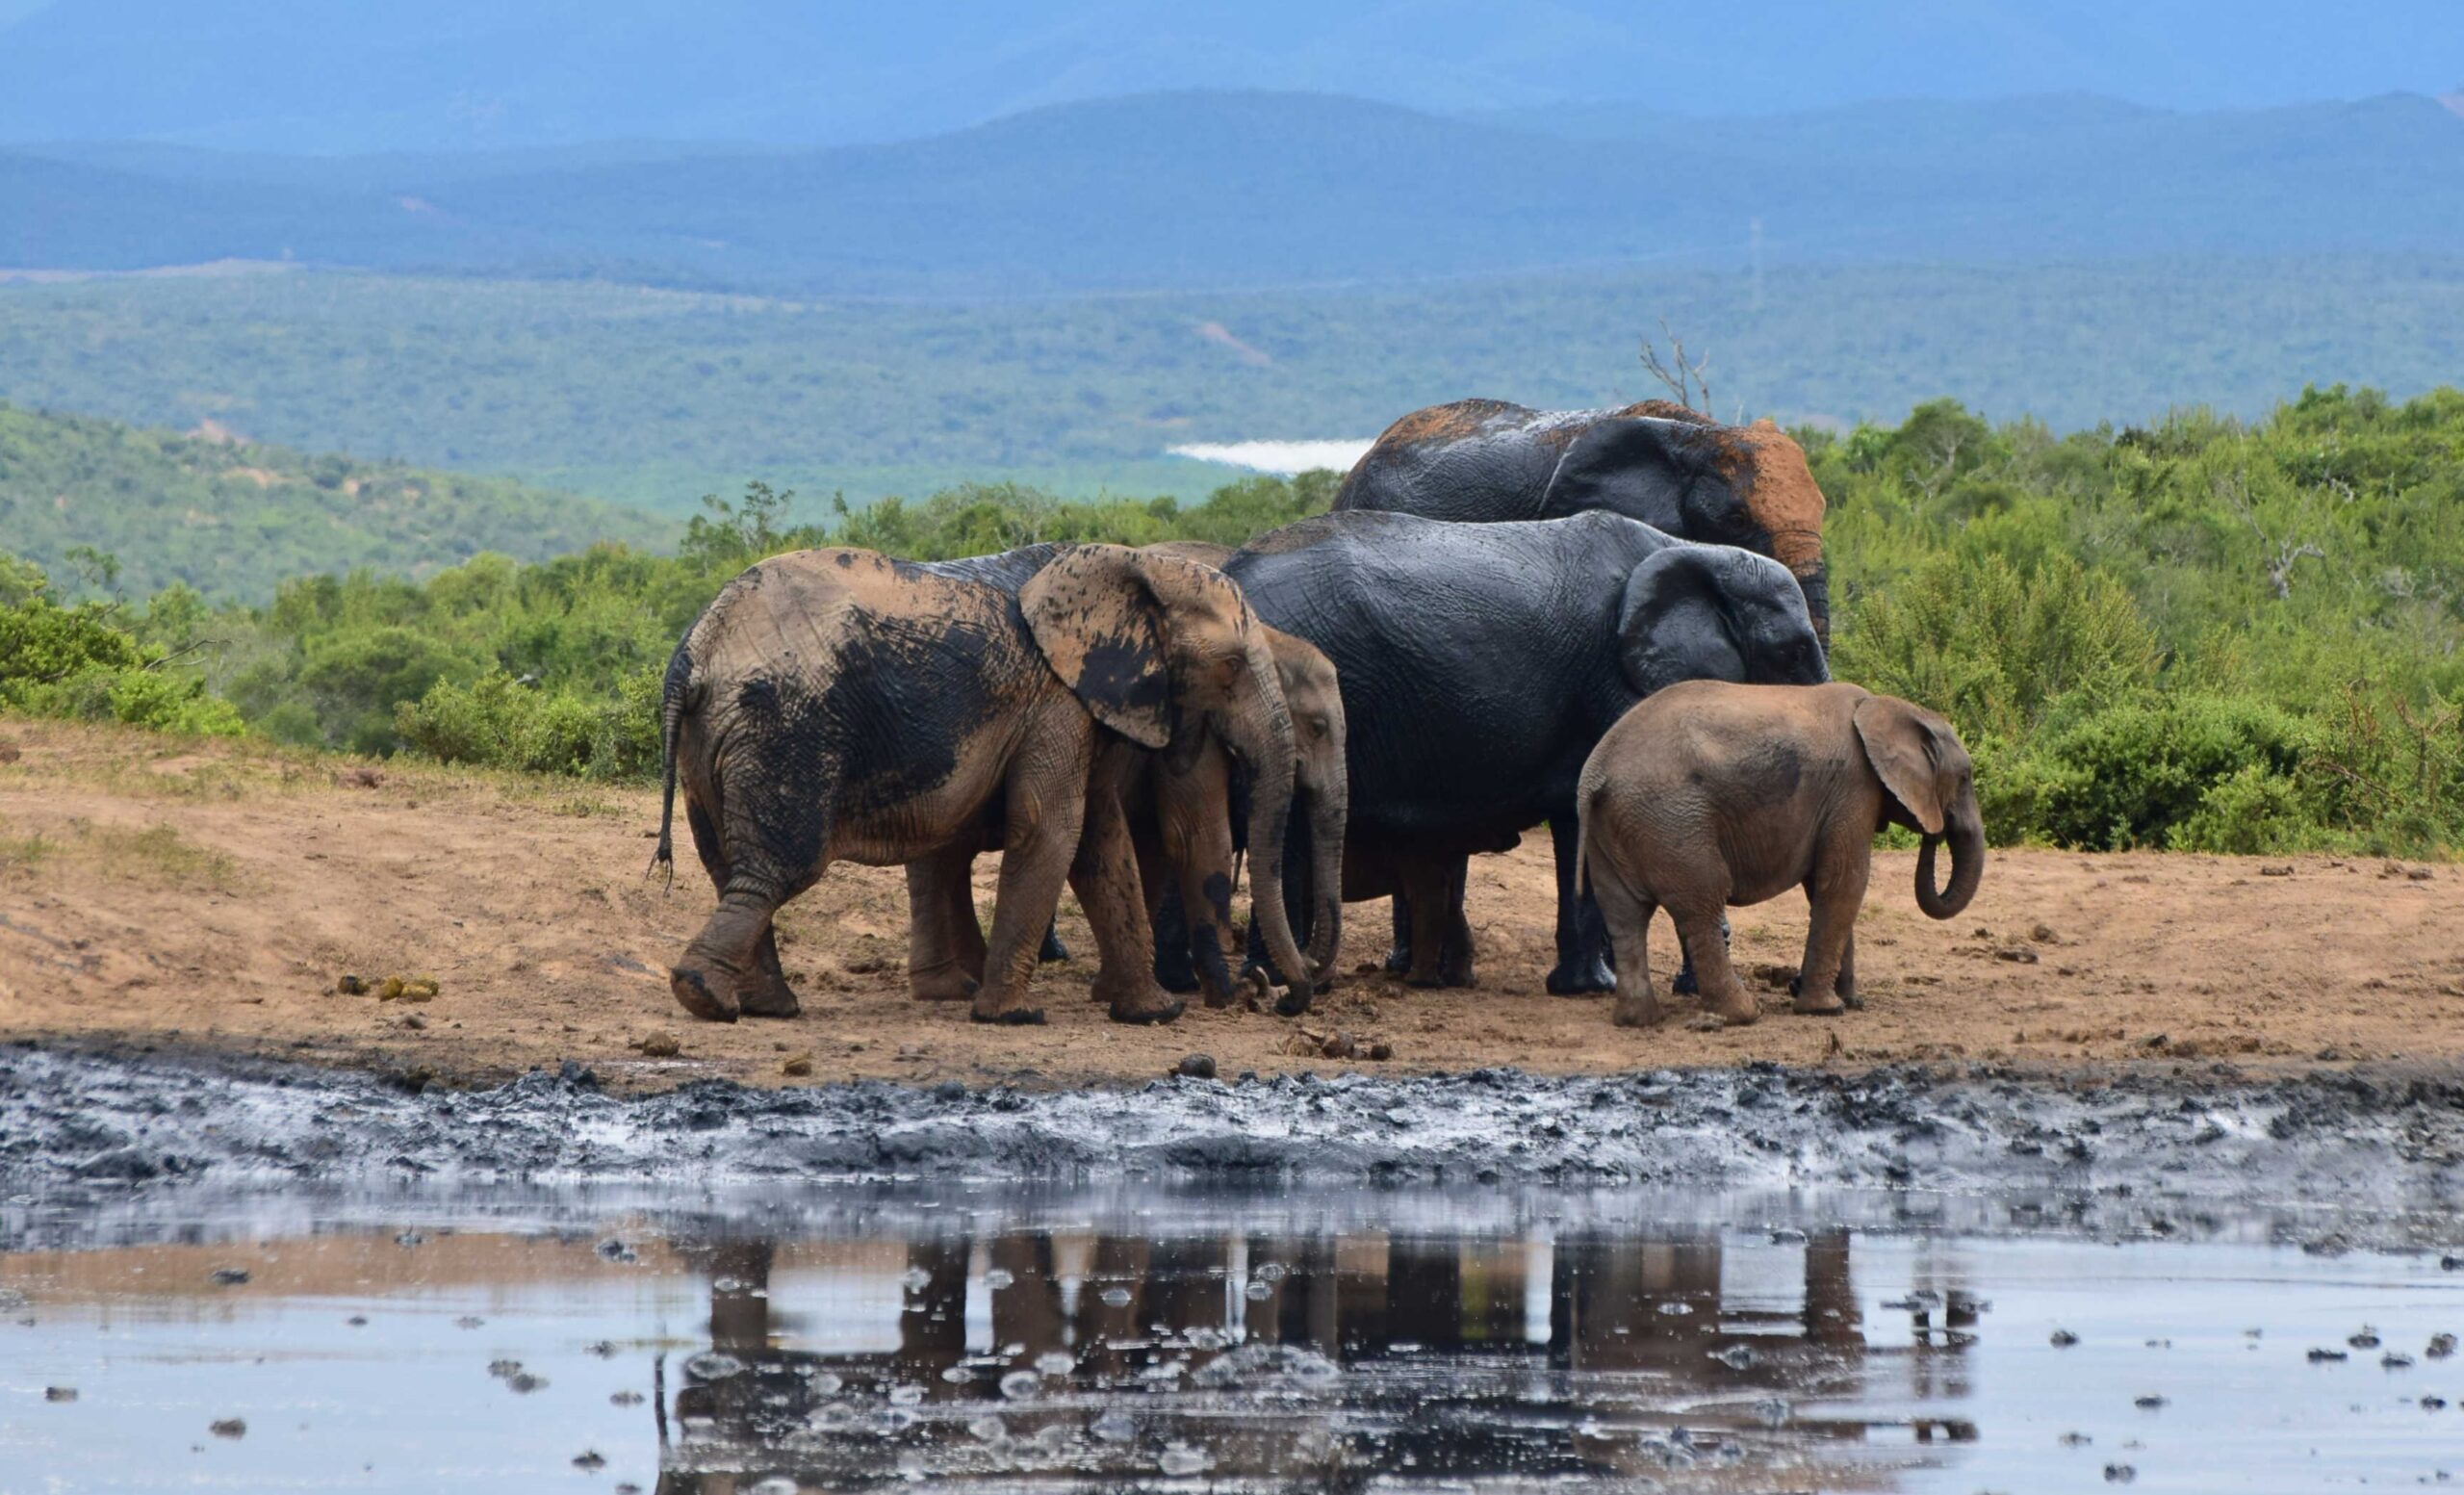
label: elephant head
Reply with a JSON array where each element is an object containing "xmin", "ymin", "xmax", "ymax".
[
  {"xmin": 1616, "ymin": 543, "xmax": 1830, "ymax": 700},
  {"xmin": 1544, "ymin": 410, "xmax": 1831, "ymax": 642},
  {"xmin": 1019, "ymin": 546, "xmax": 1319, "ymax": 996},
  {"xmin": 1264, "ymin": 626, "xmax": 1348, "ymax": 981},
  {"xmin": 1853, "ymin": 695, "xmax": 1985, "ymax": 919}
]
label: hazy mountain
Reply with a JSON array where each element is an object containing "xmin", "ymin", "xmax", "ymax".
[
  {"xmin": 0, "ymin": 0, "xmax": 2455, "ymax": 153},
  {"xmin": 6, "ymin": 90, "xmax": 2459, "ymax": 294}
]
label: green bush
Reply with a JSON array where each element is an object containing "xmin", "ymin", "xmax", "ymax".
[
  {"xmin": 395, "ymin": 666, "xmax": 661, "ymax": 780},
  {"xmin": 0, "ymin": 562, "xmax": 244, "ymax": 737}
]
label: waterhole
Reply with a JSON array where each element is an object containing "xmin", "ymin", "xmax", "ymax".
[{"xmin": 4, "ymin": 1186, "xmax": 2459, "ymax": 1491}]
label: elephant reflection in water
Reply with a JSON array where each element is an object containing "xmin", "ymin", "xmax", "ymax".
[{"xmin": 655, "ymin": 1223, "xmax": 1976, "ymax": 1491}]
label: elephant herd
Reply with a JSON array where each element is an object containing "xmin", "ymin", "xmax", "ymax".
[{"xmin": 653, "ymin": 398, "xmax": 1984, "ymax": 1032}]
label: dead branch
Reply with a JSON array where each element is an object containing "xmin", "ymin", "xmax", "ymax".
[{"xmin": 1638, "ymin": 319, "xmax": 1712, "ymax": 414}]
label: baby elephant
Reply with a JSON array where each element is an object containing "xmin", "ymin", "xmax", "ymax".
[{"xmin": 1576, "ymin": 680, "xmax": 1984, "ymax": 1028}]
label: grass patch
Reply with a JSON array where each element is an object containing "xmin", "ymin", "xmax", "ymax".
[{"xmin": 86, "ymin": 823, "xmax": 245, "ymax": 892}]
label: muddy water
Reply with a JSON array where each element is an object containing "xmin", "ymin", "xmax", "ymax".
[{"xmin": 5, "ymin": 1188, "xmax": 2461, "ymax": 1492}]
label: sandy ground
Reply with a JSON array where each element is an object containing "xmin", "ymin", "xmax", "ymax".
[{"xmin": 2, "ymin": 720, "xmax": 2459, "ymax": 1093}]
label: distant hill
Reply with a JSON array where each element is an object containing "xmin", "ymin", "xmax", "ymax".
[
  {"xmin": 0, "ymin": 0, "xmax": 2453, "ymax": 151},
  {"xmin": 5, "ymin": 90, "xmax": 2461, "ymax": 294},
  {"xmin": 0, "ymin": 401, "xmax": 670, "ymax": 600},
  {"xmin": 2, "ymin": 257, "xmax": 2455, "ymax": 514}
]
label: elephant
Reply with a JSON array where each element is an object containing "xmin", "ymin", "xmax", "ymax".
[
  {"xmin": 1219, "ymin": 509, "xmax": 1830, "ymax": 994},
  {"xmin": 903, "ymin": 541, "xmax": 1347, "ymax": 1014},
  {"xmin": 1333, "ymin": 398, "xmax": 1830, "ymax": 642},
  {"xmin": 651, "ymin": 543, "xmax": 1317, "ymax": 1026},
  {"xmin": 1575, "ymin": 680, "xmax": 1984, "ymax": 1028}
]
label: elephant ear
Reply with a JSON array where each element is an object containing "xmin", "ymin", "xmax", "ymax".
[
  {"xmin": 1018, "ymin": 545, "xmax": 1174, "ymax": 749},
  {"xmin": 1854, "ymin": 694, "xmax": 1950, "ymax": 836},
  {"xmin": 1616, "ymin": 545, "xmax": 1744, "ymax": 698},
  {"xmin": 1540, "ymin": 417, "xmax": 1695, "ymax": 530}
]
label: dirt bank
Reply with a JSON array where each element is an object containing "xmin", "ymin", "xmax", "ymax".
[{"xmin": 3, "ymin": 720, "xmax": 2460, "ymax": 1093}]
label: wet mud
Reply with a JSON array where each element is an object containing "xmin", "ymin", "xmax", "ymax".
[{"xmin": 6, "ymin": 1044, "xmax": 2461, "ymax": 1248}]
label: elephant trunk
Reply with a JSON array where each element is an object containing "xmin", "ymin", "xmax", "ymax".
[
  {"xmin": 1796, "ymin": 562, "xmax": 1831, "ymax": 648},
  {"xmin": 1302, "ymin": 768, "xmax": 1348, "ymax": 982},
  {"xmin": 1226, "ymin": 647, "xmax": 1315, "ymax": 1016},
  {"xmin": 1914, "ymin": 804, "xmax": 1985, "ymax": 919}
]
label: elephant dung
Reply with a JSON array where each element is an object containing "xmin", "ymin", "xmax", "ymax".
[
  {"xmin": 782, "ymin": 1053, "xmax": 814, "ymax": 1077},
  {"xmin": 632, "ymin": 1031, "xmax": 682, "ymax": 1058}
]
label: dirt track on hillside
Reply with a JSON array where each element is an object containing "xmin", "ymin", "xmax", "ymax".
[{"xmin": 3, "ymin": 721, "xmax": 2460, "ymax": 1093}]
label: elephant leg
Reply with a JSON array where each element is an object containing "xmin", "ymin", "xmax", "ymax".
[
  {"xmin": 739, "ymin": 925, "xmax": 802, "ymax": 1018},
  {"xmin": 1073, "ymin": 749, "xmax": 1184, "ymax": 1025},
  {"xmin": 678, "ymin": 794, "xmax": 801, "ymax": 1019},
  {"xmin": 1588, "ymin": 853, "xmax": 1661, "ymax": 1028},
  {"xmin": 1836, "ymin": 929, "xmax": 1862, "ymax": 1010},
  {"xmin": 971, "ymin": 765, "xmax": 1085, "ymax": 1027},
  {"xmin": 1382, "ymin": 895, "xmax": 1413, "ymax": 976},
  {"xmin": 1432, "ymin": 853, "xmax": 1476, "ymax": 989},
  {"xmin": 906, "ymin": 844, "xmax": 985, "ymax": 1003},
  {"xmin": 1399, "ymin": 859, "xmax": 1454, "ymax": 989},
  {"xmin": 1546, "ymin": 818, "xmax": 1616, "ymax": 995},
  {"xmin": 1134, "ymin": 804, "xmax": 1202, "ymax": 996},
  {"xmin": 1156, "ymin": 746, "xmax": 1239, "ymax": 1007},
  {"xmin": 1670, "ymin": 914, "xmax": 1729, "ymax": 996},
  {"xmin": 1792, "ymin": 849, "xmax": 1868, "ymax": 1018},
  {"xmin": 1672, "ymin": 896, "xmax": 1757, "ymax": 1026},
  {"xmin": 1151, "ymin": 880, "xmax": 1200, "ymax": 994},
  {"xmin": 673, "ymin": 882, "xmax": 784, "ymax": 1023},
  {"xmin": 1039, "ymin": 922, "xmax": 1071, "ymax": 965}
]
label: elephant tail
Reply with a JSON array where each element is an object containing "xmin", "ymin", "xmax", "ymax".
[{"xmin": 651, "ymin": 639, "xmax": 695, "ymax": 888}]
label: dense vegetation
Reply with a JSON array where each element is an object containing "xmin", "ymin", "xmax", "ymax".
[
  {"xmin": 3, "ymin": 259, "xmax": 2458, "ymax": 513},
  {"xmin": 7, "ymin": 385, "xmax": 2461, "ymax": 857},
  {"xmin": 0, "ymin": 401, "xmax": 668, "ymax": 599}
]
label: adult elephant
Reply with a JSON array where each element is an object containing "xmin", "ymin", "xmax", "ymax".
[
  {"xmin": 652, "ymin": 544, "xmax": 1316, "ymax": 1025},
  {"xmin": 1222, "ymin": 510, "xmax": 1828, "ymax": 994},
  {"xmin": 906, "ymin": 541, "xmax": 1347, "ymax": 1013},
  {"xmin": 1334, "ymin": 399, "xmax": 1830, "ymax": 642}
]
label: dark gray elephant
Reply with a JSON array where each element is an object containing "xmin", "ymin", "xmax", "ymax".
[
  {"xmin": 1334, "ymin": 399, "xmax": 1829, "ymax": 642},
  {"xmin": 1223, "ymin": 510, "xmax": 1828, "ymax": 993}
]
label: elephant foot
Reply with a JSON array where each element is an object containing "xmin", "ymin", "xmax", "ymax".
[
  {"xmin": 669, "ymin": 967, "xmax": 740, "ymax": 1023},
  {"xmin": 969, "ymin": 1002, "xmax": 1045, "ymax": 1026},
  {"xmin": 738, "ymin": 986, "xmax": 803, "ymax": 1018},
  {"xmin": 1546, "ymin": 957, "xmax": 1616, "ymax": 996},
  {"xmin": 1611, "ymin": 992, "xmax": 1663, "ymax": 1029},
  {"xmin": 908, "ymin": 965, "xmax": 981, "ymax": 1003},
  {"xmin": 1710, "ymin": 992, "xmax": 1761, "ymax": 1027},
  {"xmin": 1108, "ymin": 993, "xmax": 1186, "ymax": 1026},
  {"xmin": 1381, "ymin": 942, "xmax": 1411, "ymax": 976},
  {"xmin": 1786, "ymin": 973, "xmax": 1854, "ymax": 1016},
  {"xmin": 1094, "ymin": 971, "xmax": 1186, "ymax": 1025},
  {"xmin": 1155, "ymin": 953, "xmax": 1201, "ymax": 996},
  {"xmin": 1671, "ymin": 965, "xmax": 1701, "ymax": 996},
  {"xmin": 1038, "ymin": 926, "xmax": 1071, "ymax": 964}
]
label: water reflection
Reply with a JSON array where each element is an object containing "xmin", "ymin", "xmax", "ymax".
[{"xmin": 658, "ymin": 1223, "xmax": 1970, "ymax": 1489}]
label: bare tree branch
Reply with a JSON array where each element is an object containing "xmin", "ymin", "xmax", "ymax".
[{"xmin": 1638, "ymin": 319, "xmax": 1712, "ymax": 415}]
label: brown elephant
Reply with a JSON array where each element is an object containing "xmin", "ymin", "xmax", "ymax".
[
  {"xmin": 652, "ymin": 544, "xmax": 1316, "ymax": 1026},
  {"xmin": 1574, "ymin": 680, "xmax": 1983, "ymax": 1029},
  {"xmin": 903, "ymin": 539, "xmax": 1347, "ymax": 1016}
]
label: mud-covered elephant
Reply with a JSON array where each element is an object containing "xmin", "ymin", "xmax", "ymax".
[
  {"xmin": 905, "ymin": 541, "xmax": 1346, "ymax": 1014},
  {"xmin": 1220, "ymin": 510, "xmax": 1830, "ymax": 993},
  {"xmin": 1334, "ymin": 399, "xmax": 1830, "ymax": 642},
  {"xmin": 1577, "ymin": 681, "xmax": 1983, "ymax": 1027},
  {"xmin": 652, "ymin": 544, "xmax": 1316, "ymax": 1025}
]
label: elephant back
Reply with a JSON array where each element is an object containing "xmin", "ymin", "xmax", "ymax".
[{"xmin": 1333, "ymin": 398, "xmax": 1565, "ymax": 522}]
